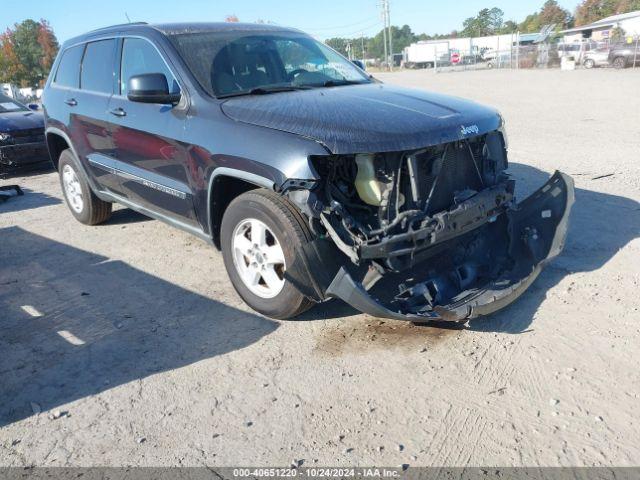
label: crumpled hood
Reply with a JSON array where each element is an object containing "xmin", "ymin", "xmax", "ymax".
[
  {"xmin": 221, "ymin": 83, "xmax": 502, "ymax": 154},
  {"xmin": 0, "ymin": 111, "xmax": 44, "ymax": 133}
]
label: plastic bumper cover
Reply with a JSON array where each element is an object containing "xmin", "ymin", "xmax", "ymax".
[{"xmin": 325, "ymin": 171, "xmax": 575, "ymax": 323}]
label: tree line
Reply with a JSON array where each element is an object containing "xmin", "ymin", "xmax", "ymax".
[
  {"xmin": 0, "ymin": 19, "xmax": 59, "ymax": 89},
  {"xmin": 326, "ymin": 0, "xmax": 640, "ymax": 59}
]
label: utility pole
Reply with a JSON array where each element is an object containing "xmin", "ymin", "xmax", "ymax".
[
  {"xmin": 381, "ymin": 0, "xmax": 388, "ymax": 70},
  {"xmin": 386, "ymin": 0, "xmax": 393, "ymax": 70}
]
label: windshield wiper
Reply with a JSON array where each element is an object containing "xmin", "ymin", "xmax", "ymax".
[
  {"xmin": 218, "ymin": 85, "xmax": 311, "ymax": 99},
  {"xmin": 322, "ymin": 79, "xmax": 366, "ymax": 87}
]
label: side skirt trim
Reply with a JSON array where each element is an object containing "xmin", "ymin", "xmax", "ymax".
[{"xmin": 99, "ymin": 190, "xmax": 212, "ymax": 244}]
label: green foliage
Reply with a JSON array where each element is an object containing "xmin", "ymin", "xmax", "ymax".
[
  {"xmin": 326, "ymin": 37, "xmax": 350, "ymax": 56},
  {"xmin": 0, "ymin": 18, "xmax": 59, "ymax": 87},
  {"xmin": 575, "ymin": 0, "xmax": 618, "ymax": 26},
  {"xmin": 326, "ymin": 24, "xmax": 418, "ymax": 60},
  {"xmin": 518, "ymin": 1, "xmax": 573, "ymax": 33},
  {"xmin": 461, "ymin": 7, "xmax": 505, "ymax": 37},
  {"xmin": 575, "ymin": 0, "xmax": 640, "ymax": 26},
  {"xmin": 500, "ymin": 20, "xmax": 520, "ymax": 34}
]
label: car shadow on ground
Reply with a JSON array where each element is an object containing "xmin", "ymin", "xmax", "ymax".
[
  {"xmin": 302, "ymin": 163, "xmax": 640, "ymax": 334},
  {"xmin": 0, "ymin": 226, "xmax": 279, "ymax": 427},
  {"xmin": 0, "ymin": 187, "xmax": 61, "ymax": 213},
  {"xmin": 103, "ymin": 207, "xmax": 153, "ymax": 226}
]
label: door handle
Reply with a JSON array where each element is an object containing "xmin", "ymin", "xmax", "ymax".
[
  {"xmin": 64, "ymin": 98, "xmax": 77, "ymax": 106},
  {"xmin": 109, "ymin": 108, "xmax": 127, "ymax": 117}
]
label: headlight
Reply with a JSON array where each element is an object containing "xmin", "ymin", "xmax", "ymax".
[
  {"xmin": 0, "ymin": 132, "xmax": 12, "ymax": 142},
  {"xmin": 497, "ymin": 114, "xmax": 509, "ymax": 151}
]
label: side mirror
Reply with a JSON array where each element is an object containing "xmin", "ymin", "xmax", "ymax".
[
  {"xmin": 352, "ymin": 59, "xmax": 366, "ymax": 71},
  {"xmin": 127, "ymin": 73, "xmax": 181, "ymax": 105},
  {"xmin": 27, "ymin": 103, "xmax": 39, "ymax": 111}
]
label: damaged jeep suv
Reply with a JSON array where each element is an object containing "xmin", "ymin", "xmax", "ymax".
[{"xmin": 43, "ymin": 22, "xmax": 574, "ymax": 322}]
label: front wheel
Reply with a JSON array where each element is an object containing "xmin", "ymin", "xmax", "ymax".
[
  {"xmin": 583, "ymin": 59, "xmax": 595, "ymax": 69},
  {"xmin": 613, "ymin": 57, "xmax": 626, "ymax": 69},
  {"xmin": 221, "ymin": 189, "xmax": 315, "ymax": 319}
]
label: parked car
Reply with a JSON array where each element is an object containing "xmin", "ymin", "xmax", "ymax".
[
  {"xmin": 42, "ymin": 22, "xmax": 574, "ymax": 322},
  {"xmin": 482, "ymin": 49, "xmax": 512, "ymax": 69},
  {"xmin": 0, "ymin": 94, "xmax": 50, "ymax": 174},
  {"xmin": 582, "ymin": 49, "xmax": 611, "ymax": 69},
  {"xmin": 557, "ymin": 40, "xmax": 598, "ymax": 64},
  {"xmin": 609, "ymin": 42, "xmax": 640, "ymax": 68}
]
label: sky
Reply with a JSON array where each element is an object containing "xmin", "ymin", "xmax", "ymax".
[{"xmin": 2, "ymin": 0, "xmax": 580, "ymax": 43}]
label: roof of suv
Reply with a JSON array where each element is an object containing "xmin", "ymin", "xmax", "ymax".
[{"xmin": 63, "ymin": 22, "xmax": 303, "ymax": 46}]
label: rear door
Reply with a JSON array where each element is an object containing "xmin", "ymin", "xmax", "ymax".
[
  {"xmin": 106, "ymin": 37, "xmax": 197, "ymax": 227},
  {"xmin": 46, "ymin": 41, "xmax": 121, "ymax": 194},
  {"xmin": 74, "ymin": 39, "xmax": 122, "ymax": 194}
]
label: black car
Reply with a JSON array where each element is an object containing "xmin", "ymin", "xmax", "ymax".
[
  {"xmin": 42, "ymin": 22, "xmax": 574, "ymax": 322},
  {"xmin": 609, "ymin": 42, "xmax": 640, "ymax": 68},
  {"xmin": 0, "ymin": 94, "xmax": 49, "ymax": 174}
]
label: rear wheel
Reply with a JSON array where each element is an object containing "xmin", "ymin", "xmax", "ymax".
[
  {"xmin": 613, "ymin": 57, "xmax": 626, "ymax": 69},
  {"xmin": 58, "ymin": 149, "xmax": 112, "ymax": 225},
  {"xmin": 221, "ymin": 189, "xmax": 315, "ymax": 319}
]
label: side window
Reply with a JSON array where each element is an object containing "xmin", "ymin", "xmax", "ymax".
[
  {"xmin": 54, "ymin": 45, "xmax": 85, "ymax": 88},
  {"xmin": 120, "ymin": 38, "xmax": 179, "ymax": 96},
  {"xmin": 80, "ymin": 39, "xmax": 116, "ymax": 94}
]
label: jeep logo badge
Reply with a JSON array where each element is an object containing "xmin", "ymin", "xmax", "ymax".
[{"xmin": 460, "ymin": 124, "xmax": 480, "ymax": 136}]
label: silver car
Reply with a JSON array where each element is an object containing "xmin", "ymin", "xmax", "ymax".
[{"xmin": 583, "ymin": 49, "xmax": 610, "ymax": 69}]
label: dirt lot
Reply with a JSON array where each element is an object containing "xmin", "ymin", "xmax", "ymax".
[{"xmin": 1, "ymin": 68, "xmax": 639, "ymax": 467}]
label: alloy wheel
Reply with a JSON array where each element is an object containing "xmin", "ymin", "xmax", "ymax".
[
  {"xmin": 231, "ymin": 218, "xmax": 286, "ymax": 299},
  {"xmin": 62, "ymin": 164, "xmax": 84, "ymax": 213}
]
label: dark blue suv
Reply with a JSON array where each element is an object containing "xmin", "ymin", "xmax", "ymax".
[{"xmin": 42, "ymin": 22, "xmax": 574, "ymax": 322}]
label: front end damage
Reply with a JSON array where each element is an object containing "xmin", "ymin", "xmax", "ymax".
[{"xmin": 284, "ymin": 130, "xmax": 574, "ymax": 323}]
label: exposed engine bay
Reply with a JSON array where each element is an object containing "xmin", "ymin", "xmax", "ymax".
[{"xmin": 285, "ymin": 130, "xmax": 574, "ymax": 323}]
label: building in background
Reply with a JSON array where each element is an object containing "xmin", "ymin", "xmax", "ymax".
[{"xmin": 561, "ymin": 10, "xmax": 640, "ymax": 44}]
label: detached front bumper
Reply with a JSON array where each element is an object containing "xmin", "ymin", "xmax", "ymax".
[{"xmin": 325, "ymin": 171, "xmax": 575, "ymax": 323}]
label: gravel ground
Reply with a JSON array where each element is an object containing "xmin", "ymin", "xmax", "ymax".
[{"xmin": 1, "ymin": 68, "xmax": 639, "ymax": 467}]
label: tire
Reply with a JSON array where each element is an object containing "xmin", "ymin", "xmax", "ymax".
[
  {"xmin": 613, "ymin": 57, "xmax": 626, "ymax": 69},
  {"xmin": 58, "ymin": 149, "xmax": 112, "ymax": 225},
  {"xmin": 221, "ymin": 188, "xmax": 315, "ymax": 319},
  {"xmin": 583, "ymin": 59, "xmax": 595, "ymax": 69}
]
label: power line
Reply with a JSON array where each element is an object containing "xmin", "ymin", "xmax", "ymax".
[
  {"xmin": 309, "ymin": 20, "xmax": 384, "ymax": 40},
  {"xmin": 339, "ymin": 20, "xmax": 385, "ymax": 38}
]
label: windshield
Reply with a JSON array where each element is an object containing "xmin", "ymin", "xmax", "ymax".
[
  {"xmin": 167, "ymin": 31, "xmax": 371, "ymax": 98},
  {"xmin": 0, "ymin": 95, "xmax": 28, "ymax": 113}
]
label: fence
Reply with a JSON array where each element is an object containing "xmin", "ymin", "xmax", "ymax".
[{"xmin": 401, "ymin": 34, "xmax": 640, "ymax": 72}]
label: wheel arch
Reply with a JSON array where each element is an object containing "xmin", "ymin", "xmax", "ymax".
[
  {"xmin": 207, "ymin": 168, "xmax": 276, "ymax": 249},
  {"xmin": 45, "ymin": 128, "xmax": 74, "ymax": 171}
]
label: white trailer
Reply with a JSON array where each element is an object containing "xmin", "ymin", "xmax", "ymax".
[
  {"xmin": 403, "ymin": 41, "xmax": 450, "ymax": 68},
  {"xmin": 403, "ymin": 33, "xmax": 518, "ymax": 68}
]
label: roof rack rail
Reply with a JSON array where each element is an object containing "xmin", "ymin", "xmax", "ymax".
[{"xmin": 86, "ymin": 22, "xmax": 148, "ymax": 34}]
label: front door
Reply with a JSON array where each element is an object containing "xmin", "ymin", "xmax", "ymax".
[{"xmin": 107, "ymin": 37, "xmax": 198, "ymax": 227}]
